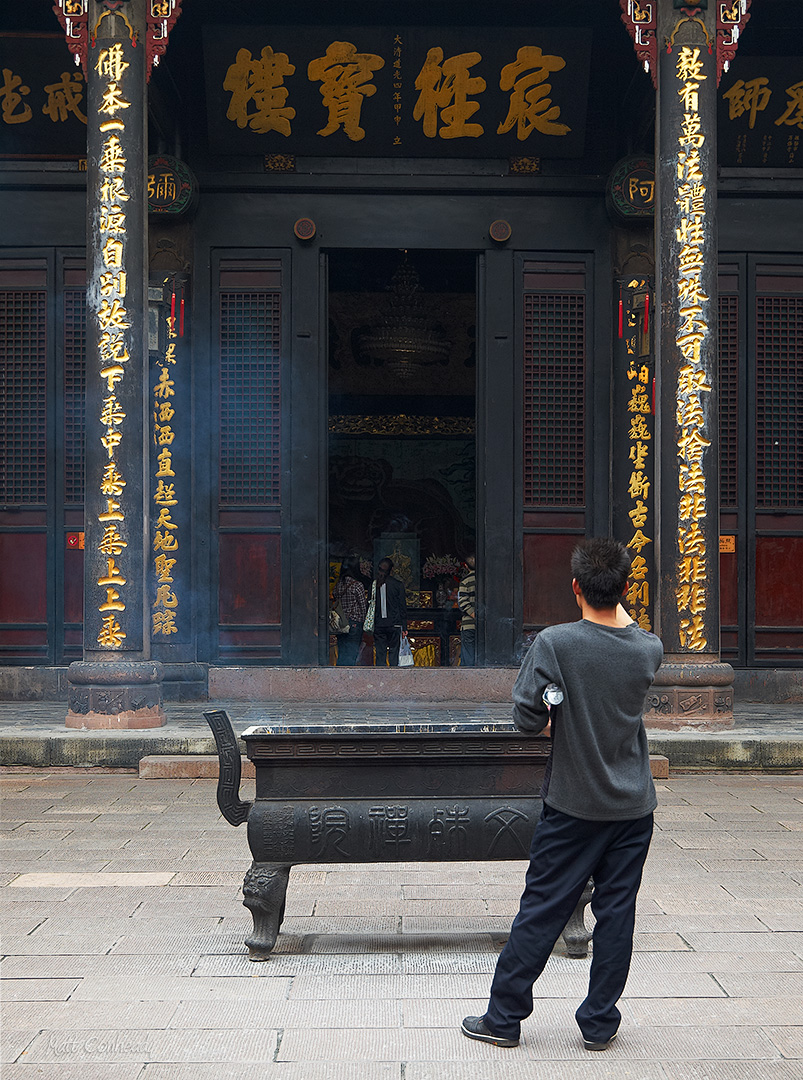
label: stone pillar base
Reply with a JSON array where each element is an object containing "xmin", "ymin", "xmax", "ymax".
[
  {"xmin": 644, "ymin": 658, "xmax": 734, "ymax": 730},
  {"xmin": 66, "ymin": 661, "xmax": 166, "ymax": 729}
]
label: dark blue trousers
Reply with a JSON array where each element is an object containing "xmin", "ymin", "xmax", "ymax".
[{"xmin": 484, "ymin": 802, "xmax": 653, "ymax": 1044}]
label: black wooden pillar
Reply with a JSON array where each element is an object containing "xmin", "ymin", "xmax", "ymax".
[
  {"xmin": 620, "ymin": 0, "xmax": 752, "ymax": 726},
  {"xmin": 56, "ymin": 0, "xmax": 182, "ymax": 727}
]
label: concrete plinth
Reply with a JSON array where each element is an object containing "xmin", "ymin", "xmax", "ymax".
[
  {"xmin": 209, "ymin": 665, "xmax": 520, "ymax": 703},
  {"xmin": 643, "ymin": 659, "xmax": 735, "ymax": 730},
  {"xmin": 65, "ymin": 661, "xmax": 166, "ymax": 729}
]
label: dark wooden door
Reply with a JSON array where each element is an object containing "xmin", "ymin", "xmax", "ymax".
[
  {"xmin": 0, "ymin": 251, "xmax": 85, "ymax": 665},
  {"xmin": 519, "ymin": 257, "xmax": 591, "ymax": 645},
  {"xmin": 213, "ymin": 253, "xmax": 288, "ymax": 663},
  {"xmin": 718, "ymin": 257, "xmax": 803, "ymax": 667}
]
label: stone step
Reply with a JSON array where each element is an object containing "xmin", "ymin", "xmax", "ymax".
[
  {"xmin": 139, "ymin": 754, "xmax": 256, "ymax": 779},
  {"xmin": 649, "ymin": 754, "xmax": 670, "ymax": 779}
]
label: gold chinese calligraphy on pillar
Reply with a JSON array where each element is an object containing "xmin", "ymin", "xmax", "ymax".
[
  {"xmin": 674, "ymin": 45, "xmax": 711, "ymax": 652},
  {"xmin": 94, "ymin": 41, "xmax": 132, "ymax": 650},
  {"xmin": 151, "ymin": 285, "xmax": 181, "ymax": 637},
  {"xmin": 619, "ymin": 278, "xmax": 655, "ymax": 631}
]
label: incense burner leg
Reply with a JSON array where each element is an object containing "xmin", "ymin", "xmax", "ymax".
[
  {"xmin": 242, "ymin": 862, "xmax": 291, "ymax": 960},
  {"xmin": 562, "ymin": 878, "xmax": 594, "ymax": 958}
]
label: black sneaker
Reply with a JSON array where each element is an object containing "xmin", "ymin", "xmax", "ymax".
[
  {"xmin": 461, "ymin": 1015, "xmax": 519, "ymax": 1047},
  {"xmin": 583, "ymin": 1031, "xmax": 618, "ymax": 1051}
]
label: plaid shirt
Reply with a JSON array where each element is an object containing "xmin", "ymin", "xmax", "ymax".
[{"xmin": 334, "ymin": 576, "xmax": 367, "ymax": 623}]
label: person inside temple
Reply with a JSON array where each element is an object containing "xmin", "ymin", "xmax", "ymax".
[
  {"xmin": 373, "ymin": 557, "xmax": 408, "ymax": 667},
  {"xmin": 333, "ymin": 557, "xmax": 368, "ymax": 666},
  {"xmin": 458, "ymin": 554, "xmax": 476, "ymax": 666}
]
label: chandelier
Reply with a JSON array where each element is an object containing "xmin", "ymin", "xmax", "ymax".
[{"xmin": 356, "ymin": 256, "xmax": 451, "ymax": 378}]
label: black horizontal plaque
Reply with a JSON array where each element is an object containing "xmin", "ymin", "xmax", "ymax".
[
  {"xmin": 0, "ymin": 33, "xmax": 88, "ymax": 158},
  {"xmin": 203, "ymin": 25, "xmax": 592, "ymax": 158},
  {"xmin": 718, "ymin": 56, "xmax": 803, "ymax": 169}
]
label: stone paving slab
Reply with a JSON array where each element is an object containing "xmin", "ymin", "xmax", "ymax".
[
  {"xmin": 1, "ymin": 1068, "xmax": 143, "ymax": 1080},
  {"xmin": 407, "ymin": 1065, "xmax": 802, "ymax": 1080},
  {"xmin": 193, "ymin": 953, "xmax": 406, "ymax": 977},
  {"xmin": 0, "ymin": 954, "xmax": 201, "ymax": 979},
  {"xmin": 2, "ymin": 1062, "xmax": 144, "ymax": 1080},
  {"xmin": 750, "ymin": 910, "xmax": 803, "ymax": 931},
  {"xmin": 625, "ymin": 995, "xmax": 803, "ymax": 1026},
  {"xmin": 20, "ymin": 1028, "xmax": 280, "ymax": 1064},
  {"xmin": 712, "ymin": 971, "xmax": 803, "ymax": 996},
  {"xmin": 167, "ymin": 999, "xmax": 402, "ymax": 1029},
  {"xmin": 2, "ymin": 933, "xmax": 121, "ymax": 956},
  {"xmin": 406, "ymin": 1066, "xmax": 669, "ymax": 1080},
  {"xmin": 108, "ymin": 933, "xmax": 247, "ymax": 954},
  {"xmin": 1, "ymin": 1001, "xmax": 179, "ymax": 1030},
  {"xmin": 138, "ymin": 1067, "xmax": 402, "ymax": 1080},
  {"xmin": 1, "ymin": 1031, "xmax": 39, "ymax": 1065},
  {"xmin": 400, "ymin": 916, "xmax": 516, "ymax": 933},
  {"xmin": 625, "ymin": 950, "xmax": 803, "ymax": 973},
  {"xmin": 67, "ymin": 975, "xmax": 293, "ymax": 1001},
  {"xmin": 680, "ymin": 930, "xmax": 803, "ymax": 952},
  {"xmin": 287, "ymin": 970, "xmax": 726, "ymax": 1000},
  {"xmin": 662, "ymin": 1066, "xmax": 803, "ymax": 1080},
  {"xmin": 763, "ymin": 1026, "xmax": 803, "ymax": 1057},
  {"xmin": 313, "ymin": 898, "xmax": 490, "ymax": 916},
  {"xmin": 1, "ymin": 979, "xmax": 81, "ymax": 1001},
  {"xmin": 272, "ymin": 916, "xmax": 400, "ymax": 934},
  {"xmin": 635, "ymin": 912, "xmax": 767, "ymax": 932},
  {"xmin": 299, "ymin": 932, "xmax": 499, "ymax": 955}
]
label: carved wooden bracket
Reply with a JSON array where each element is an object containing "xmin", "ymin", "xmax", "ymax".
[
  {"xmin": 620, "ymin": 0, "xmax": 659, "ymax": 89},
  {"xmin": 146, "ymin": 0, "xmax": 183, "ymax": 79},
  {"xmin": 716, "ymin": 0, "xmax": 751, "ymax": 85},
  {"xmin": 52, "ymin": 0, "xmax": 90, "ymax": 74},
  {"xmin": 53, "ymin": 0, "xmax": 182, "ymax": 82}
]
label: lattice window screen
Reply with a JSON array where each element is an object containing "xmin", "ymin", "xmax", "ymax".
[
  {"xmin": 523, "ymin": 293, "xmax": 586, "ymax": 506},
  {"xmin": 64, "ymin": 289, "xmax": 86, "ymax": 504},
  {"xmin": 0, "ymin": 290, "xmax": 47, "ymax": 504},
  {"xmin": 756, "ymin": 295, "xmax": 803, "ymax": 508},
  {"xmin": 718, "ymin": 294, "xmax": 739, "ymax": 509},
  {"xmin": 219, "ymin": 291, "xmax": 282, "ymax": 505}
]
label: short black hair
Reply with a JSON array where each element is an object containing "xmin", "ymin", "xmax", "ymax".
[{"xmin": 570, "ymin": 538, "xmax": 631, "ymax": 608}]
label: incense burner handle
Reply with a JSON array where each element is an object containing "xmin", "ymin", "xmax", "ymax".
[{"xmin": 203, "ymin": 709, "xmax": 252, "ymax": 826}]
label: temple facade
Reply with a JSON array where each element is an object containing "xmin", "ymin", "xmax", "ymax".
[{"xmin": 0, "ymin": 1, "xmax": 801, "ymax": 724}]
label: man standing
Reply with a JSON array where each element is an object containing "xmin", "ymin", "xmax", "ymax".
[
  {"xmin": 461, "ymin": 538, "xmax": 663, "ymax": 1051},
  {"xmin": 372, "ymin": 557, "xmax": 408, "ymax": 666},
  {"xmin": 458, "ymin": 554, "xmax": 476, "ymax": 666}
]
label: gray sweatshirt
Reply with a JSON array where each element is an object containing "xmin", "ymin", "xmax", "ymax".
[{"xmin": 512, "ymin": 619, "xmax": 664, "ymax": 821}]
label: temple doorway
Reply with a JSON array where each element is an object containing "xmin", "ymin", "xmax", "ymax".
[{"xmin": 327, "ymin": 249, "xmax": 477, "ymax": 667}]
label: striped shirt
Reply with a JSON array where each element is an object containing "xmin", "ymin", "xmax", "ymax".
[{"xmin": 458, "ymin": 572, "xmax": 476, "ymax": 630}]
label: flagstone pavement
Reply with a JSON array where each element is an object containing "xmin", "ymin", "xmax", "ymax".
[{"xmin": 2, "ymin": 770, "xmax": 803, "ymax": 1079}]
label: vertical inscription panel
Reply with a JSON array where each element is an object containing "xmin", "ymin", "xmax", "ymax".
[
  {"xmin": 85, "ymin": 24, "xmax": 147, "ymax": 655},
  {"xmin": 149, "ymin": 275, "xmax": 192, "ymax": 652},
  {"xmin": 658, "ymin": 31, "xmax": 719, "ymax": 656}
]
